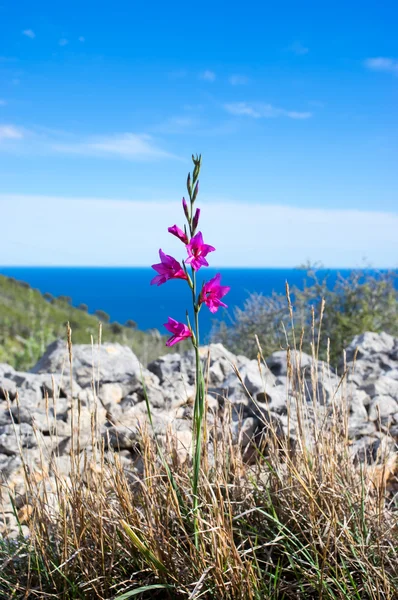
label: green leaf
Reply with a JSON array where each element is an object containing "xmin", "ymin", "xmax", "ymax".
[
  {"xmin": 120, "ymin": 521, "xmax": 167, "ymax": 574},
  {"xmin": 115, "ymin": 583, "xmax": 175, "ymax": 599}
]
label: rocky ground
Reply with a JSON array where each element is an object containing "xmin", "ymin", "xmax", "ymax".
[{"xmin": 0, "ymin": 331, "xmax": 398, "ymax": 537}]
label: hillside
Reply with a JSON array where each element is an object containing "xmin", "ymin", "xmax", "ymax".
[{"xmin": 0, "ymin": 273, "xmax": 168, "ymax": 370}]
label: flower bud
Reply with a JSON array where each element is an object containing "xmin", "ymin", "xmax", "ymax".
[
  {"xmin": 182, "ymin": 197, "xmax": 189, "ymax": 219},
  {"xmin": 192, "ymin": 208, "xmax": 200, "ymax": 232},
  {"xmin": 192, "ymin": 181, "xmax": 199, "ymax": 202},
  {"xmin": 187, "ymin": 173, "xmax": 192, "ymax": 196},
  {"xmin": 192, "ymin": 154, "xmax": 201, "ymax": 183}
]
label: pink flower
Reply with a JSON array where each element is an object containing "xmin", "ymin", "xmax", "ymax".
[
  {"xmin": 164, "ymin": 317, "xmax": 192, "ymax": 347},
  {"xmin": 185, "ymin": 232, "xmax": 215, "ymax": 271},
  {"xmin": 200, "ymin": 273, "xmax": 230, "ymax": 313},
  {"xmin": 151, "ymin": 250, "xmax": 187, "ymax": 286},
  {"xmin": 168, "ymin": 224, "xmax": 188, "ymax": 244}
]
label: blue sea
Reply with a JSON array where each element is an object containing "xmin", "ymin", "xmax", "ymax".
[{"xmin": 0, "ymin": 267, "xmax": 395, "ymax": 342}]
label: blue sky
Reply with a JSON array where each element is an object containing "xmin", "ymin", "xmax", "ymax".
[{"xmin": 0, "ymin": 0, "xmax": 397, "ymax": 267}]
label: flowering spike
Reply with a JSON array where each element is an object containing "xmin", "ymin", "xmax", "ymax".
[{"xmin": 164, "ymin": 317, "xmax": 192, "ymax": 347}]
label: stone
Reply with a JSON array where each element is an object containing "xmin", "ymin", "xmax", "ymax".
[
  {"xmin": 104, "ymin": 424, "xmax": 140, "ymax": 451},
  {"xmin": 99, "ymin": 383, "xmax": 125, "ymax": 408},
  {"xmin": 350, "ymin": 434, "xmax": 395, "ymax": 465},
  {"xmin": 162, "ymin": 381, "xmax": 195, "ymax": 408},
  {"xmin": 348, "ymin": 389, "xmax": 369, "ymax": 417},
  {"xmin": 362, "ymin": 377, "xmax": 398, "ymax": 401},
  {"xmin": 147, "ymin": 352, "xmax": 189, "ymax": 384},
  {"xmin": 0, "ymin": 453, "xmax": 22, "ymax": 480},
  {"xmin": 386, "ymin": 369, "xmax": 398, "ymax": 381},
  {"xmin": 38, "ymin": 373, "xmax": 82, "ymax": 399},
  {"xmin": 171, "ymin": 429, "xmax": 192, "ymax": 463},
  {"xmin": 231, "ymin": 417, "xmax": 257, "ymax": 445},
  {"xmin": 348, "ymin": 418, "xmax": 376, "ymax": 438},
  {"xmin": 255, "ymin": 387, "xmax": 288, "ymax": 414},
  {"xmin": 346, "ymin": 360, "xmax": 384, "ymax": 386},
  {"xmin": 389, "ymin": 425, "xmax": 398, "ymax": 438},
  {"xmin": 0, "ymin": 405, "xmax": 11, "ymax": 426},
  {"xmin": 265, "ymin": 350, "xmax": 314, "ymax": 377},
  {"xmin": 0, "ymin": 376, "xmax": 17, "ymax": 400},
  {"xmin": 0, "ymin": 423, "xmax": 37, "ymax": 455},
  {"xmin": 345, "ymin": 332, "xmax": 396, "ymax": 363},
  {"xmin": 148, "ymin": 343, "xmax": 241, "ymax": 390},
  {"xmin": 368, "ymin": 396, "xmax": 398, "ymax": 422},
  {"xmin": 304, "ymin": 372, "xmax": 342, "ymax": 405},
  {"xmin": 222, "ymin": 361, "xmax": 276, "ymax": 406},
  {"xmin": 31, "ymin": 340, "xmax": 149, "ymax": 391},
  {"xmin": 0, "ymin": 364, "xmax": 15, "ymax": 378}
]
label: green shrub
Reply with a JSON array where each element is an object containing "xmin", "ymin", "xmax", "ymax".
[
  {"xmin": 125, "ymin": 319, "xmax": 137, "ymax": 329},
  {"xmin": 57, "ymin": 295, "xmax": 72, "ymax": 304},
  {"xmin": 0, "ymin": 274, "xmax": 170, "ymax": 370},
  {"xmin": 212, "ymin": 267, "xmax": 398, "ymax": 367},
  {"xmin": 94, "ymin": 309, "xmax": 110, "ymax": 323}
]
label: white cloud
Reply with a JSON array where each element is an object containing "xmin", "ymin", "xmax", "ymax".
[
  {"xmin": 364, "ymin": 57, "xmax": 398, "ymax": 75},
  {"xmin": 0, "ymin": 123, "xmax": 176, "ymax": 161},
  {"xmin": 224, "ymin": 102, "xmax": 311, "ymax": 120},
  {"xmin": 22, "ymin": 29, "xmax": 35, "ymax": 39},
  {"xmin": 153, "ymin": 116, "xmax": 197, "ymax": 134},
  {"xmin": 229, "ymin": 74, "xmax": 249, "ymax": 85},
  {"xmin": 0, "ymin": 195, "xmax": 396, "ymax": 268},
  {"xmin": 0, "ymin": 125, "xmax": 24, "ymax": 140},
  {"xmin": 288, "ymin": 41, "xmax": 309, "ymax": 55},
  {"xmin": 225, "ymin": 102, "xmax": 260, "ymax": 118},
  {"xmin": 200, "ymin": 70, "xmax": 216, "ymax": 82},
  {"xmin": 53, "ymin": 133, "xmax": 178, "ymax": 161},
  {"xmin": 59, "ymin": 38, "xmax": 69, "ymax": 47},
  {"xmin": 78, "ymin": 36, "xmax": 85, "ymax": 42}
]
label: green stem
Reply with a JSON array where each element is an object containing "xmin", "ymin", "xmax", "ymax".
[
  {"xmin": 183, "ymin": 156, "xmax": 204, "ymax": 549},
  {"xmin": 191, "ymin": 265, "xmax": 205, "ymax": 549}
]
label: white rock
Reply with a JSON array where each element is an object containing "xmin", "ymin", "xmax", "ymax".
[{"xmin": 368, "ymin": 395, "xmax": 398, "ymax": 422}]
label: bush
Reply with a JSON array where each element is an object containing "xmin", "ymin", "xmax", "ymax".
[
  {"xmin": 57, "ymin": 295, "xmax": 72, "ymax": 305},
  {"xmin": 212, "ymin": 267, "xmax": 398, "ymax": 367},
  {"xmin": 94, "ymin": 309, "xmax": 110, "ymax": 323},
  {"xmin": 110, "ymin": 322, "xmax": 123, "ymax": 334},
  {"xmin": 125, "ymin": 319, "xmax": 137, "ymax": 329}
]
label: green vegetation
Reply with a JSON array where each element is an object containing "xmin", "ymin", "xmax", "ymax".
[
  {"xmin": 212, "ymin": 266, "xmax": 398, "ymax": 367},
  {"xmin": 0, "ymin": 274, "xmax": 168, "ymax": 370},
  {"xmin": 1, "ymin": 338, "xmax": 397, "ymax": 599}
]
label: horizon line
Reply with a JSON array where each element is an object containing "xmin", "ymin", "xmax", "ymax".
[{"xmin": 1, "ymin": 265, "xmax": 397, "ymax": 271}]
